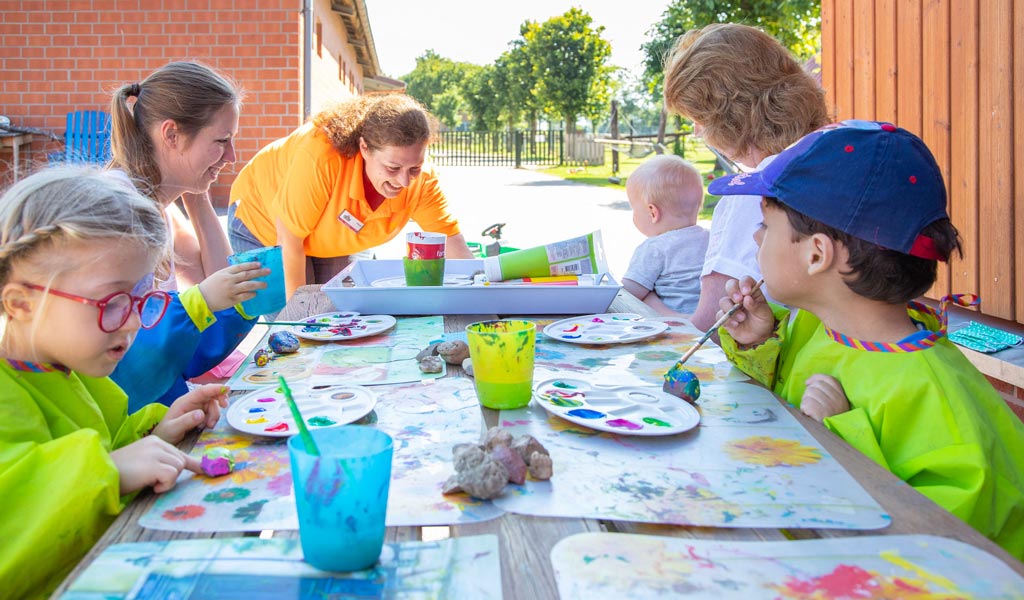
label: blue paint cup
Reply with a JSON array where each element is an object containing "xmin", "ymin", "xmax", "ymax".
[
  {"xmin": 227, "ymin": 245, "xmax": 287, "ymax": 317},
  {"xmin": 288, "ymin": 426, "xmax": 393, "ymax": 572}
]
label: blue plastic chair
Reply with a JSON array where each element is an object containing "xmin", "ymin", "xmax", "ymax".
[{"xmin": 59, "ymin": 110, "xmax": 112, "ymax": 165}]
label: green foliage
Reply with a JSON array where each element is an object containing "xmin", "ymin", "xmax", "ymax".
[
  {"xmin": 521, "ymin": 8, "xmax": 613, "ymax": 132},
  {"xmin": 403, "ymin": 50, "xmax": 478, "ymax": 128},
  {"xmin": 641, "ymin": 0, "xmax": 821, "ymax": 88}
]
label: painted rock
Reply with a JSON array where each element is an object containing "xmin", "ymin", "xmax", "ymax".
[
  {"xmin": 201, "ymin": 447, "xmax": 235, "ymax": 477},
  {"xmin": 268, "ymin": 331, "xmax": 300, "ymax": 354},
  {"xmin": 662, "ymin": 367, "xmax": 701, "ymax": 403},
  {"xmin": 419, "ymin": 355, "xmax": 444, "ymax": 373},
  {"xmin": 253, "ymin": 348, "xmax": 271, "ymax": 367}
]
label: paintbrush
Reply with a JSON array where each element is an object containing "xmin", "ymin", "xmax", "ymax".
[
  {"xmin": 662, "ymin": 279, "xmax": 764, "ymax": 402},
  {"xmin": 278, "ymin": 375, "xmax": 320, "ymax": 456},
  {"xmin": 261, "ymin": 321, "xmax": 335, "ymax": 328}
]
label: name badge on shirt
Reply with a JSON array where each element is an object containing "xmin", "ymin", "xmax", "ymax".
[{"xmin": 338, "ymin": 210, "xmax": 364, "ymax": 233}]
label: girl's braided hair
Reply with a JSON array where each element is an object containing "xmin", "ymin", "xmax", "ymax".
[{"xmin": 0, "ymin": 167, "xmax": 168, "ymax": 287}]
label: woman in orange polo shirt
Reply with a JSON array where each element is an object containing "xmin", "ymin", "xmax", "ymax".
[{"xmin": 228, "ymin": 94, "xmax": 473, "ymax": 297}]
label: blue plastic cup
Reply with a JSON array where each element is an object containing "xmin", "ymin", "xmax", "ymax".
[
  {"xmin": 227, "ymin": 245, "xmax": 286, "ymax": 317},
  {"xmin": 288, "ymin": 426, "xmax": 393, "ymax": 572}
]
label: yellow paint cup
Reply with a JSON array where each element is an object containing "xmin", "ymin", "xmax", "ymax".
[{"xmin": 466, "ymin": 319, "xmax": 536, "ymax": 409}]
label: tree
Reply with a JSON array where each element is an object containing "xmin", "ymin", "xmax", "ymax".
[
  {"xmin": 493, "ymin": 40, "xmax": 540, "ymax": 131},
  {"xmin": 463, "ymin": 64, "xmax": 503, "ymax": 131},
  {"xmin": 403, "ymin": 50, "xmax": 476, "ymax": 128},
  {"xmin": 521, "ymin": 8, "xmax": 612, "ymax": 134}
]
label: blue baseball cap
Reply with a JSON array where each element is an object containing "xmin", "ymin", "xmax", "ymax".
[{"xmin": 707, "ymin": 120, "xmax": 950, "ymax": 260}]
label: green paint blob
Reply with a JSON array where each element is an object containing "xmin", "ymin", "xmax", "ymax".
[
  {"xmin": 552, "ymin": 381, "xmax": 577, "ymax": 389},
  {"xmin": 307, "ymin": 416, "xmax": 337, "ymax": 427},
  {"xmin": 642, "ymin": 416, "xmax": 672, "ymax": 427}
]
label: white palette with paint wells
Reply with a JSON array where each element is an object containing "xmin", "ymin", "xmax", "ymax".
[
  {"xmin": 533, "ymin": 375, "xmax": 700, "ymax": 436},
  {"xmin": 226, "ymin": 384, "xmax": 377, "ymax": 437},
  {"xmin": 290, "ymin": 311, "xmax": 397, "ymax": 341},
  {"xmin": 542, "ymin": 313, "xmax": 669, "ymax": 344}
]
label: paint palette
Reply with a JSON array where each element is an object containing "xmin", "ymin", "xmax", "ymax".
[
  {"xmin": 226, "ymin": 384, "xmax": 377, "ymax": 437},
  {"xmin": 290, "ymin": 312, "xmax": 397, "ymax": 341},
  {"xmin": 370, "ymin": 275, "xmax": 474, "ymax": 287},
  {"xmin": 543, "ymin": 313, "xmax": 669, "ymax": 344},
  {"xmin": 533, "ymin": 376, "xmax": 700, "ymax": 436}
]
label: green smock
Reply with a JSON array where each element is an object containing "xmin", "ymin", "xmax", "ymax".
[
  {"xmin": 720, "ymin": 304, "xmax": 1024, "ymax": 559},
  {"xmin": 0, "ymin": 360, "xmax": 166, "ymax": 599}
]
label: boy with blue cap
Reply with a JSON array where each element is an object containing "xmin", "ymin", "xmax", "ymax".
[{"xmin": 710, "ymin": 120, "xmax": 1024, "ymax": 559}]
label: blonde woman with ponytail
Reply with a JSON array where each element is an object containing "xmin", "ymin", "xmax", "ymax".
[{"xmin": 108, "ymin": 61, "xmax": 268, "ymax": 411}]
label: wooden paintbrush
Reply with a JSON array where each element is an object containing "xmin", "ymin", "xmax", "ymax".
[
  {"xmin": 261, "ymin": 321, "xmax": 334, "ymax": 328},
  {"xmin": 663, "ymin": 279, "xmax": 764, "ymax": 402}
]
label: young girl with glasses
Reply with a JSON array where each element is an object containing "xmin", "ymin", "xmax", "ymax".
[{"xmin": 0, "ymin": 168, "xmax": 231, "ymax": 598}]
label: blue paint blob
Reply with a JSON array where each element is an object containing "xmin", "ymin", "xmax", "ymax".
[
  {"xmin": 567, "ymin": 408, "xmax": 605, "ymax": 419},
  {"xmin": 552, "ymin": 381, "xmax": 577, "ymax": 389},
  {"xmin": 247, "ymin": 407, "xmax": 267, "ymax": 413}
]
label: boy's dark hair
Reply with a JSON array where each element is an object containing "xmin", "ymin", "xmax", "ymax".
[{"xmin": 765, "ymin": 197, "xmax": 963, "ymax": 304}]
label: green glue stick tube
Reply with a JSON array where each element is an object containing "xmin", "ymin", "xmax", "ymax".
[{"xmin": 482, "ymin": 231, "xmax": 608, "ymax": 281}]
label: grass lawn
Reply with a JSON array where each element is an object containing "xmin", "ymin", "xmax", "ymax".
[{"xmin": 541, "ymin": 136, "xmax": 726, "ymax": 221}]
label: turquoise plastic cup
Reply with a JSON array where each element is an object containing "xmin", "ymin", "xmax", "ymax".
[
  {"xmin": 288, "ymin": 426, "xmax": 393, "ymax": 572},
  {"xmin": 227, "ymin": 245, "xmax": 287, "ymax": 317}
]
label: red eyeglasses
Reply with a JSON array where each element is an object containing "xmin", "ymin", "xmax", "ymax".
[{"xmin": 21, "ymin": 283, "xmax": 171, "ymax": 333}]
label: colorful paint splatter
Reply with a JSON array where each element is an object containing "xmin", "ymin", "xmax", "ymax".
[
  {"xmin": 531, "ymin": 316, "xmax": 750, "ymax": 386},
  {"xmin": 61, "ymin": 536, "xmax": 501, "ymax": 599},
  {"xmin": 139, "ymin": 379, "xmax": 503, "ymax": 532},
  {"xmin": 552, "ymin": 533, "xmax": 1023, "ymax": 599},
  {"xmin": 494, "ymin": 381, "xmax": 888, "ymax": 530},
  {"xmin": 227, "ymin": 316, "xmax": 446, "ymax": 390}
]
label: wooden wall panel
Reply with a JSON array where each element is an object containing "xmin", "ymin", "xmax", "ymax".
[
  {"xmin": 923, "ymin": 0, "xmax": 951, "ymax": 297},
  {"xmin": 854, "ymin": 1, "xmax": 876, "ymax": 118},
  {"xmin": 950, "ymin": 0, "xmax": 980, "ymax": 299},
  {"xmin": 978, "ymin": 0, "xmax": 1015, "ymax": 318},
  {"xmin": 823, "ymin": 0, "xmax": 1023, "ymax": 323},
  {"xmin": 821, "ymin": 0, "xmax": 837, "ymax": 119},
  {"xmin": 896, "ymin": 0, "xmax": 923, "ymax": 136},
  {"xmin": 1015, "ymin": 0, "xmax": 1024, "ymax": 320},
  {"xmin": 874, "ymin": 0, "xmax": 898, "ymax": 123},
  {"xmin": 834, "ymin": 2, "xmax": 856, "ymax": 120}
]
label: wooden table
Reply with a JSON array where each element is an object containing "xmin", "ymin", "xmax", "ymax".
[
  {"xmin": 53, "ymin": 285, "xmax": 1024, "ymax": 598},
  {"xmin": 0, "ymin": 131, "xmax": 33, "ymax": 183}
]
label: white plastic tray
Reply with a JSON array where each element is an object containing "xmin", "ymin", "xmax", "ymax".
[{"xmin": 322, "ymin": 259, "xmax": 622, "ymax": 315}]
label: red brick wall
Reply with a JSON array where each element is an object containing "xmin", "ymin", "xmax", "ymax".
[{"xmin": 0, "ymin": 0, "xmax": 312, "ymax": 205}]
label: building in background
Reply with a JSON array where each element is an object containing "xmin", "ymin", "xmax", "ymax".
[{"xmin": 0, "ymin": 0, "xmax": 402, "ymax": 202}]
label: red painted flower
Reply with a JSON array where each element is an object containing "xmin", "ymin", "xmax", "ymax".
[{"xmin": 163, "ymin": 504, "xmax": 205, "ymax": 521}]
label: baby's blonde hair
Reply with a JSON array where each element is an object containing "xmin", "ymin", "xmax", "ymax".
[
  {"xmin": 626, "ymin": 155, "xmax": 704, "ymax": 223},
  {"xmin": 0, "ymin": 167, "xmax": 168, "ymax": 288}
]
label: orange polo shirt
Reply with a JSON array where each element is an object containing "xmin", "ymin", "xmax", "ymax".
[{"xmin": 230, "ymin": 121, "xmax": 460, "ymax": 258}]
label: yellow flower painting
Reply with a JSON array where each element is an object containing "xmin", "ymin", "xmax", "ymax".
[{"xmin": 724, "ymin": 436, "xmax": 822, "ymax": 467}]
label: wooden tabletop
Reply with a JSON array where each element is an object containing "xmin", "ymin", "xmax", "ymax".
[{"xmin": 53, "ymin": 286, "xmax": 1024, "ymax": 598}]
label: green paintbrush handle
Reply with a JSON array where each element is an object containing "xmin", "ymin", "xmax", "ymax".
[{"xmin": 278, "ymin": 376, "xmax": 320, "ymax": 456}]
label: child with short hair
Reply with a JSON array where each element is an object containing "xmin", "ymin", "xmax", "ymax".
[
  {"xmin": 0, "ymin": 168, "xmax": 230, "ymax": 599},
  {"xmin": 711, "ymin": 120, "xmax": 1024, "ymax": 559},
  {"xmin": 622, "ymin": 155, "xmax": 709, "ymax": 315}
]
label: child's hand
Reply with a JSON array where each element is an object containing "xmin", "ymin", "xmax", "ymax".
[
  {"xmin": 110, "ymin": 436, "xmax": 202, "ymax": 495},
  {"xmin": 800, "ymin": 374, "xmax": 850, "ymax": 422},
  {"xmin": 152, "ymin": 384, "xmax": 230, "ymax": 443},
  {"xmin": 719, "ymin": 276, "xmax": 774, "ymax": 346},
  {"xmin": 198, "ymin": 261, "xmax": 270, "ymax": 313}
]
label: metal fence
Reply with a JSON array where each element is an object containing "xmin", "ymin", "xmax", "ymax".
[{"xmin": 430, "ymin": 130, "xmax": 604, "ymax": 168}]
